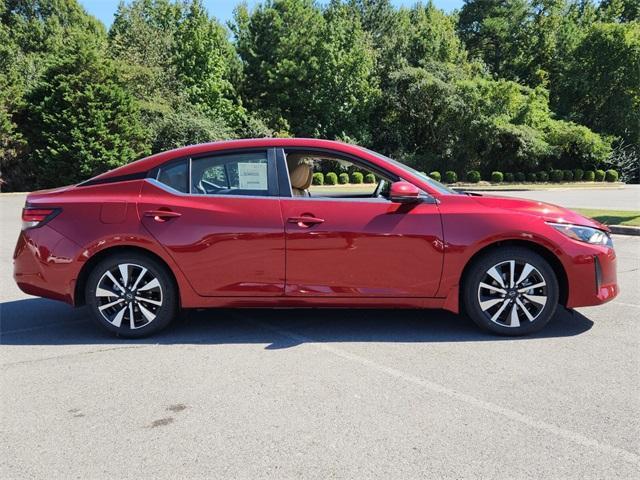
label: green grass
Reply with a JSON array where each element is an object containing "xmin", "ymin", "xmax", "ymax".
[{"xmin": 573, "ymin": 209, "xmax": 640, "ymax": 227}]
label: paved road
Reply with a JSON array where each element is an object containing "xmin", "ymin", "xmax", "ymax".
[
  {"xmin": 475, "ymin": 184, "xmax": 640, "ymax": 211},
  {"xmin": 1, "ymin": 193, "xmax": 639, "ymax": 479}
]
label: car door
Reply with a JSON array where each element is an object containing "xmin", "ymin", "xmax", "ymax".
[
  {"xmin": 278, "ymin": 149, "xmax": 444, "ymax": 298},
  {"xmin": 138, "ymin": 148, "xmax": 285, "ymax": 297}
]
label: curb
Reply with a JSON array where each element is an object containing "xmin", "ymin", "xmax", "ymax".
[{"xmin": 609, "ymin": 225, "xmax": 640, "ymax": 236}]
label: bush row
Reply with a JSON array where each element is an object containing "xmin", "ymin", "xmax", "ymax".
[
  {"xmin": 426, "ymin": 169, "xmax": 619, "ymax": 184},
  {"xmin": 312, "ymin": 172, "xmax": 377, "ymax": 185}
]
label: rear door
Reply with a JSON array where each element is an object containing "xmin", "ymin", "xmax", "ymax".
[{"xmin": 139, "ymin": 148, "xmax": 285, "ymax": 297}]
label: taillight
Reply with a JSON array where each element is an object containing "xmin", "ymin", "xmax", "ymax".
[{"xmin": 21, "ymin": 207, "xmax": 60, "ymax": 230}]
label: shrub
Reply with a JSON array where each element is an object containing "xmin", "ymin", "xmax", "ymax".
[
  {"xmin": 466, "ymin": 170, "xmax": 481, "ymax": 183},
  {"xmin": 504, "ymin": 172, "xmax": 515, "ymax": 182},
  {"xmin": 527, "ymin": 172, "xmax": 537, "ymax": 182},
  {"xmin": 583, "ymin": 170, "xmax": 595, "ymax": 181},
  {"xmin": 595, "ymin": 169, "xmax": 606, "ymax": 181},
  {"xmin": 563, "ymin": 169, "xmax": 574, "ymax": 182},
  {"xmin": 491, "ymin": 171, "xmax": 503, "ymax": 183},
  {"xmin": 537, "ymin": 171, "xmax": 549, "ymax": 182},
  {"xmin": 364, "ymin": 173, "xmax": 376, "ymax": 184},
  {"xmin": 351, "ymin": 172, "xmax": 363, "ymax": 184},
  {"xmin": 325, "ymin": 172, "xmax": 338, "ymax": 185},
  {"xmin": 550, "ymin": 169, "xmax": 564, "ymax": 182},
  {"xmin": 338, "ymin": 172, "xmax": 349, "ymax": 184},
  {"xmin": 515, "ymin": 172, "xmax": 526, "ymax": 182},
  {"xmin": 312, "ymin": 172, "xmax": 324, "ymax": 185},
  {"xmin": 573, "ymin": 168, "xmax": 584, "ymax": 181},
  {"xmin": 444, "ymin": 171, "xmax": 457, "ymax": 183},
  {"xmin": 605, "ymin": 169, "xmax": 619, "ymax": 182},
  {"xmin": 429, "ymin": 171, "xmax": 441, "ymax": 182}
]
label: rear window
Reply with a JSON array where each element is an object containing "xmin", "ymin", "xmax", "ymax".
[{"xmin": 156, "ymin": 160, "xmax": 188, "ymax": 193}]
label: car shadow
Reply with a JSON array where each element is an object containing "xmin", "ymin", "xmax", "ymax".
[{"xmin": 0, "ymin": 298, "xmax": 594, "ymax": 348}]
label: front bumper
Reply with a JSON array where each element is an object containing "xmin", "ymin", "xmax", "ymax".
[{"xmin": 564, "ymin": 244, "xmax": 618, "ymax": 308}]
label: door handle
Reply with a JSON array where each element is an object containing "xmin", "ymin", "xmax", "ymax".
[
  {"xmin": 144, "ymin": 209, "xmax": 182, "ymax": 222},
  {"xmin": 287, "ymin": 216, "xmax": 325, "ymax": 227}
]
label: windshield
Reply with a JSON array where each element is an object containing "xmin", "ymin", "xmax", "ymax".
[{"xmin": 363, "ymin": 148, "xmax": 459, "ymax": 195}]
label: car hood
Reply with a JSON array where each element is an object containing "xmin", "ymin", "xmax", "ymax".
[{"xmin": 470, "ymin": 194, "xmax": 609, "ymax": 232}]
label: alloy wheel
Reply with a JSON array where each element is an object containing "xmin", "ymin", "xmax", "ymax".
[
  {"xmin": 95, "ymin": 263, "xmax": 163, "ymax": 330},
  {"xmin": 477, "ymin": 260, "xmax": 548, "ymax": 328}
]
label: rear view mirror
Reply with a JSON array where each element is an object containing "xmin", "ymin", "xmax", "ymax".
[{"xmin": 389, "ymin": 181, "xmax": 421, "ymax": 203}]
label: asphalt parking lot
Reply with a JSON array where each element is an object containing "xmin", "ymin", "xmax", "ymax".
[{"xmin": 1, "ymin": 192, "xmax": 639, "ymax": 479}]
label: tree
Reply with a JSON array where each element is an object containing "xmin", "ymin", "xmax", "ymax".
[{"xmin": 21, "ymin": 39, "xmax": 149, "ymax": 188}]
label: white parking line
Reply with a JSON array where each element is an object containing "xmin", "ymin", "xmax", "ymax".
[
  {"xmin": 240, "ymin": 315, "xmax": 640, "ymax": 466},
  {"xmin": 614, "ymin": 301, "xmax": 640, "ymax": 308}
]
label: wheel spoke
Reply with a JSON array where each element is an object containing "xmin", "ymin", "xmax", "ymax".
[
  {"xmin": 487, "ymin": 267, "xmax": 506, "ymax": 288},
  {"xmin": 96, "ymin": 287, "xmax": 118, "ymax": 298},
  {"xmin": 129, "ymin": 303, "xmax": 135, "ymax": 329},
  {"xmin": 99, "ymin": 298, "xmax": 124, "ymax": 311},
  {"xmin": 105, "ymin": 271, "xmax": 126, "ymax": 293},
  {"xmin": 479, "ymin": 282, "xmax": 506, "ymax": 294},
  {"xmin": 523, "ymin": 294, "xmax": 547, "ymax": 306},
  {"xmin": 490, "ymin": 299, "xmax": 510, "ymax": 322},
  {"xmin": 510, "ymin": 303, "xmax": 520, "ymax": 328},
  {"xmin": 480, "ymin": 298, "xmax": 504, "ymax": 311},
  {"xmin": 518, "ymin": 281, "xmax": 546, "ymax": 293},
  {"xmin": 111, "ymin": 305, "xmax": 127, "ymax": 328},
  {"xmin": 138, "ymin": 303, "xmax": 156, "ymax": 322},
  {"xmin": 135, "ymin": 296, "xmax": 162, "ymax": 306},
  {"xmin": 138, "ymin": 278, "xmax": 160, "ymax": 292},
  {"xmin": 131, "ymin": 267, "xmax": 148, "ymax": 291},
  {"xmin": 509, "ymin": 260, "xmax": 515, "ymax": 288},
  {"xmin": 119, "ymin": 264, "xmax": 129, "ymax": 288},
  {"xmin": 515, "ymin": 263, "xmax": 534, "ymax": 287},
  {"xmin": 516, "ymin": 298, "xmax": 535, "ymax": 322}
]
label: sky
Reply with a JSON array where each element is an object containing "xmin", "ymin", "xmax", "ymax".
[{"xmin": 79, "ymin": 1, "xmax": 465, "ymax": 28}]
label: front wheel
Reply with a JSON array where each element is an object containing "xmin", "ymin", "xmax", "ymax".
[
  {"xmin": 463, "ymin": 247, "xmax": 559, "ymax": 336},
  {"xmin": 86, "ymin": 252, "xmax": 178, "ymax": 338}
]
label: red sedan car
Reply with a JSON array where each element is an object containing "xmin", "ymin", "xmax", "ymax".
[{"xmin": 13, "ymin": 138, "xmax": 618, "ymax": 337}]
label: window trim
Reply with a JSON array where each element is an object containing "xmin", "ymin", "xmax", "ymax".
[{"xmin": 149, "ymin": 147, "xmax": 279, "ymax": 198}]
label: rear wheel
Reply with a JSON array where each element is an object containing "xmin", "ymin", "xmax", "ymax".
[
  {"xmin": 463, "ymin": 247, "xmax": 559, "ymax": 335},
  {"xmin": 85, "ymin": 252, "xmax": 177, "ymax": 338}
]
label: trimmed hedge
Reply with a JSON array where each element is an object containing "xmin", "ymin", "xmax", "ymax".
[
  {"xmin": 573, "ymin": 168, "xmax": 584, "ymax": 181},
  {"xmin": 466, "ymin": 170, "xmax": 481, "ymax": 183},
  {"xmin": 595, "ymin": 169, "xmax": 606, "ymax": 181},
  {"xmin": 515, "ymin": 172, "xmax": 526, "ymax": 182},
  {"xmin": 364, "ymin": 173, "xmax": 376, "ymax": 184},
  {"xmin": 563, "ymin": 169, "xmax": 574, "ymax": 182},
  {"xmin": 550, "ymin": 169, "xmax": 564, "ymax": 182},
  {"xmin": 351, "ymin": 172, "xmax": 363, "ymax": 184},
  {"xmin": 537, "ymin": 171, "xmax": 549, "ymax": 182},
  {"xmin": 491, "ymin": 171, "xmax": 503, "ymax": 183},
  {"xmin": 338, "ymin": 172, "xmax": 349, "ymax": 184},
  {"xmin": 444, "ymin": 171, "xmax": 457, "ymax": 183},
  {"xmin": 504, "ymin": 172, "xmax": 515, "ymax": 182},
  {"xmin": 312, "ymin": 172, "xmax": 324, "ymax": 185},
  {"xmin": 527, "ymin": 172, "xmax": 537, "ymax": 182},
  {"xmin": 429, "ymin": 171, "xmax": 441, "ymax": 182},
  {"xmin": 605, "ymin": 169, "xmax": 619, "ymax": 182},
  {"xmin": 325, "ymin": 172, "xmax": 338, "ymax": 185},
  {"xmin": 583, "ymin": 170, "xmax": 595, "ymax": 181}
]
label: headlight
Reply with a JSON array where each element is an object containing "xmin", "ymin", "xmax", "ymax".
[{"xmin": 548, "ymin": 222, "xmax": 613, "ymax": 247}]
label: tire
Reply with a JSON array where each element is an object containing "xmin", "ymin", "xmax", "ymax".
[
  {"xmin": 462, "ymin": 247, "xmax": 559, "ymax": 336},
  {"xmin": 85, "ymin": 252, "xmax": 178, "ymax": 338}
]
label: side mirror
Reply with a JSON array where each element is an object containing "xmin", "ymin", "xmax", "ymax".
[{"xmin": 389, "ymin": 181, "xmax": 421, "ymax": 203}]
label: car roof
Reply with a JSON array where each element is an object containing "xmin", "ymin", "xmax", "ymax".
[{"xmin": 87, "ymin": 138, "xmax": 380, "ymax": 183}]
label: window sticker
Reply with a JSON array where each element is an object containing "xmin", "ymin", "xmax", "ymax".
[{"xmin": 237, "ymin": 162, "xmax": 268, "ymax": 190}]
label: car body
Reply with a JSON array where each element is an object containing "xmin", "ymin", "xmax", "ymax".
[{"xmin": 13, "ymin": 138, "xmax": 618, "ymax": 337}]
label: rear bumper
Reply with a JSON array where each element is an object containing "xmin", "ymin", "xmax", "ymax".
[
  {"xmin": 13, "ymin": 226, "xmax": 82, "ymax": 305},
  {"xmin": 565, "ymin": 245, "xmax": 618, "ymax": 308}
]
